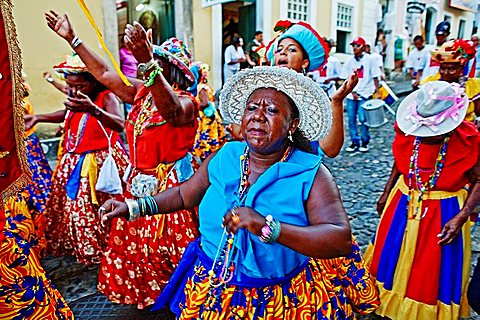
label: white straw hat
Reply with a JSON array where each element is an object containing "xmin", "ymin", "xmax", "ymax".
[
  {"xmin": 219, "ymin": 66, "xmax": 332, "ymax": 141},
  {"xmin": 396, "ymin": 81, "xmax": 468, "ymax": 137}
]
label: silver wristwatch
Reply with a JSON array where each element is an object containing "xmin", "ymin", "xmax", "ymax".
[{"xmin": 137, "ymin": 59, "xmax": 156, "ymax": 72}]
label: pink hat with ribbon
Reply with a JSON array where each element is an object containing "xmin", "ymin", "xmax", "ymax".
[{"xmin": 396, "ymin": 81, "xmax": 469, "ymax": 137}]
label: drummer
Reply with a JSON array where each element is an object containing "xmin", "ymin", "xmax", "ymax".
[{"xmin": 341, "ymin": 36, "xmax": 381, "ymax": 153}]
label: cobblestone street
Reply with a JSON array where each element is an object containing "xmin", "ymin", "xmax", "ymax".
[{"xmin": 40, "ymin": 96, "xmax": 480, "ymax": 319}]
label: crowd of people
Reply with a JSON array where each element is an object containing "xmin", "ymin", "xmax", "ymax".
[{"xmin": 1, "ymin": 7, "xmax": 480, "ymax": 320}]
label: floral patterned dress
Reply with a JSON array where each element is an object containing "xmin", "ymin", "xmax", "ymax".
[{"xmin": 97, "ymin": 86, "xmax": 200, "ymax": 308}]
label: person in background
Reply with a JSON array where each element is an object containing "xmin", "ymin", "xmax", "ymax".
[
  {"xmin": 25, "ymin": 53, "xmax": 130, "ymax": 266},
  {"xmin": 375, "ymin": 29, "xmax": 387, "ymax": 63},
  {"xmin": 20, "ymin": 74, "xmax": 53, "ymax": 257},
  {"xmin": 44, "ymin": 70, "xmax": 68, "ymax": 94},
  {"xmin": 223, "ymin": 35, "xmax": 245, "ymax": 82},
  {"xmin": 245, "ymin": 31, "xmax": 264, "ymax": 67},
  {"xmin": 405, "ymin": 35, "xmax": 428, "ymax": 89},
  {"xmin": 310, "ymin": 38, "xmax": 342, "ymax": 98},
  {"xmin": 366, "ymin": 41, "xmax": 386, "ymax": 81},
  {"xmin": 421, "ymin": 21, "xmax": 450, "ymax": 80},
  {"xmin": 341, "ymin": 36, "xmax": 381, "ymax": 153},
  {"xmin": 421, "ymin": 39, "xmax": 480, "ymax": 122},
  {"xmin": 190, "ymin": 61, "xmax": 227, "ymax": 161},
  {"xmin": 119, "ymin": 36, "xmax": 138, "ymax": 114},
  {"xmin": 470, "ymin": 34, "xmax": 480, "ymax": 78},
  {"xmin": 45, "ymin": 10, "xmax": 202, "ymax": 308}
]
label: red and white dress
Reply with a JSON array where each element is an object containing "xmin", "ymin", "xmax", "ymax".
[
  {"xmin": 46, "ymin": 90, "xmax": 130, "ymax": 266},
  {"xmin": 97, "ymin": 86, "xmax": 200, "ymax": 308}
]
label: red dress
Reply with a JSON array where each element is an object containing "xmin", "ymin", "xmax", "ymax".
[
  {"xmin": 47, "ymin": 90, "xmax": 130, "ymax": 265},
  {"xmin": 97, "ymin": 86, "xmax": 200, "ymax": 308},
  {"xmin": 365, "ymin": 121, "xmax": 480, "ymax": 319}
]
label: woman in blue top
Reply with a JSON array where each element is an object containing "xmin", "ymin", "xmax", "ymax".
[{"xmin": 100, "ymin": 67, "xmax": 375, "ymax": 318}]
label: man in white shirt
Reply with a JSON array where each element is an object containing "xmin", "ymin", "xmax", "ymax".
[
  {"xmin": 421, "ymin": 21, "xmax": 450, "ymax": 80},
  {"xmin": 310, "ymin": 39, "xmax": 342, "ymax": 98},
  {"xmin": 405, "ymin": 35, "xmax": 428, "ymax": 88},
  {"xmin": 341, "ymin": 37, "xmax": 381, "ymax": 153}
]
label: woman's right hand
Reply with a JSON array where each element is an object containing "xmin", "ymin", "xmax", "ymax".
[
  {"xmin": 376, "ymin": 193, "xmax": 388, "ymax": 215},
  {"xmin": 45, "ymin": 10, "xmax": 75, "ymax": 43},
  {"xmin": 24, "ymin": 114, "xmax": 38, "ymax": 131},
  {"xmin": 98, "ymin": 199, "xmax": 128, "ymax": 223}
]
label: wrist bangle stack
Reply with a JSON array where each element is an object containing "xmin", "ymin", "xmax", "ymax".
[
  {"xmin": 137, "ymin": 195, "xmax": 159, "ymax": 217},
  {"xmin": 259, "ymin": 215, "xmax": 281, "ymax": 244},
  {"xmin": 144, "ymin": 64, "xmax": 163, "ymax": 87},
  {"xmin": 71, "ymin": 36, "xmax": 83, "ymax": 49},
  {"xmin": 125, "ymin": 199, "xmax": 140, "ymax": 222}
]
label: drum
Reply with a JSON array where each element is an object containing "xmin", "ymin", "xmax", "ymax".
[{"xmin": 361, "ymin": 99, "xmax": 388, "ymax": 128}]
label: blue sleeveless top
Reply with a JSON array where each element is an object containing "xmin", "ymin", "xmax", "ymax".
[{"xmin": 199, "ymin": 141, "xmax": 322, "ymax": 279}]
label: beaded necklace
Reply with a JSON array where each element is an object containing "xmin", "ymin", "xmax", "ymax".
[
  {"xmin": 407, "ymin": 135, "xmax": 450, "ymax": 219},
  {"xmin": 65, "ymin": 111, "xmax": 89, "ymax": 153},
  {"xmin": 206, "ymin": 144, "xmax": 295, "ymax": 293}
]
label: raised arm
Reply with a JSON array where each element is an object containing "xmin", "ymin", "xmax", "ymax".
[
  {"xmin": 319, "ymin": 71, "xmax": 358, "ymax": 158},
  {"xmin": 100, "ymin": 151, "xmax": 215, "ymax": 222},
  {"xmin": 124, "ymin": 22, "xmax": 196, "ymax": 126},
  {"xmin": 45, "ymin": 10, "xmax": 141, "ymax": 104},
  {"xmin": 223, "ymin": 164, "xmax": 352, "ymax": 259},
  {"xmin": 25, "ymin": 109, "xmax": 66, "ymax": 131},
  {"xmin": 43, "ymin": 71, "xmax": 68, "ymax": 95}
]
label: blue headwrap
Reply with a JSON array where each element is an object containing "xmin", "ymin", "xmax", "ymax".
[{"xmin": 266, "ymin": 21, "xmax": 329, "ymax": 72}]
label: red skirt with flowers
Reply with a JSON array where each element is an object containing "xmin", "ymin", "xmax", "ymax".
[
  {"xmin": 46, "ymin": 142, "xmax": 129, "ymax": 265},
  {"xmin": 98, "ymin": 161, "xmax": 199, "ymax": 309}
]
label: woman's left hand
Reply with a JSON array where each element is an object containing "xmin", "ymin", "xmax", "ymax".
[
  {"xmin": 64, "ymin": 91, "xmax": 96, "ymax": 113},
  {"xmin": 332, "ymin": 71, "xmax": 359, "ymax": 102},
  {"xmin": 223, "ymin": 206, "xmax": 265, "ymax": 235},
  {"xmin": 124, "ymin": 21, "xmax": 153, "ymax": 64},
  {"xmin": 437, "ymin": 212, "xmax": 469, "ymax": 245}
]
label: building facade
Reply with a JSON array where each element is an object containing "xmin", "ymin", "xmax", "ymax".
[{"xmin": 14, "ymin": 0, "xmax": 478, "ymax": 129}]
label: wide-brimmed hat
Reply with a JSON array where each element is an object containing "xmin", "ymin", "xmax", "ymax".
[
  {"xmin": 153, "ymin": 37, "xmax": 195, "ymax": 85},
  {"xmin": 219, "ymin": 66, "xmax": 332, "ymax": 141},
  {"xmin": 431, "ymin": 39, "xmax": 476, "ymax": 65},
  {"xmin": 53, "ymin": 53, "xmax": 89, "ymax": 75},
  {"xmin": 397, "ymin": 81, "xmax": 468, "ymax": 137},
  {"xmin": 265, "ymin": 20, "xmax": 329, "ymax": 72}
]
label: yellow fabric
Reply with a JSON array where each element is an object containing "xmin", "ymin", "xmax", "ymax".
[
  {"xmin": 22, "ymin": 97, "xmax": 36, "ymax": 137},
  {"xmin": 421, "ymin": 75, "xmax": 480, "ymax": 122},
  {"xmin": 80, "ymin": 153, "xmax": 98, "ymax": 205},
  {"xmin": 76, "ymin": 0, "xmax": 131, "ymax": 87},
  {"xmin": 365, "ymin": 177, "xmax": 471, "ymax": 320}
]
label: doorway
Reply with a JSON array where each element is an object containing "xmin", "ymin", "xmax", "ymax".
[
  {"xmin": 221, "ymin": 1, "xmax": 256, "ymax": 83},
  {"xmin": 425, "ymin": 7, "xmax": 437, "ymax": 45}
]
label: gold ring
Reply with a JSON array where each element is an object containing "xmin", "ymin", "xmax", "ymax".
[{"xmin": 232, "ymin": 214, "xmax": 240, "ymax": 225}]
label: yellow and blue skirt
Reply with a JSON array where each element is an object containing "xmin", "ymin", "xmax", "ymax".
[
  {"xmin": 365, "ymin": 177, "xmax": 471, "ymax": 320},
  {"xmin": 154, "ymin": 238, "xmax": 379, "ymax": 319},
  {"xmin": 0, "ymin": 204, "xmax": 73, "ymax": 319}
]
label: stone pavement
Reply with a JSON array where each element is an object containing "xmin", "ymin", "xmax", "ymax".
[{"xmin": 39, "ymin": 87, "xmax": 480, "ymax": 319}]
